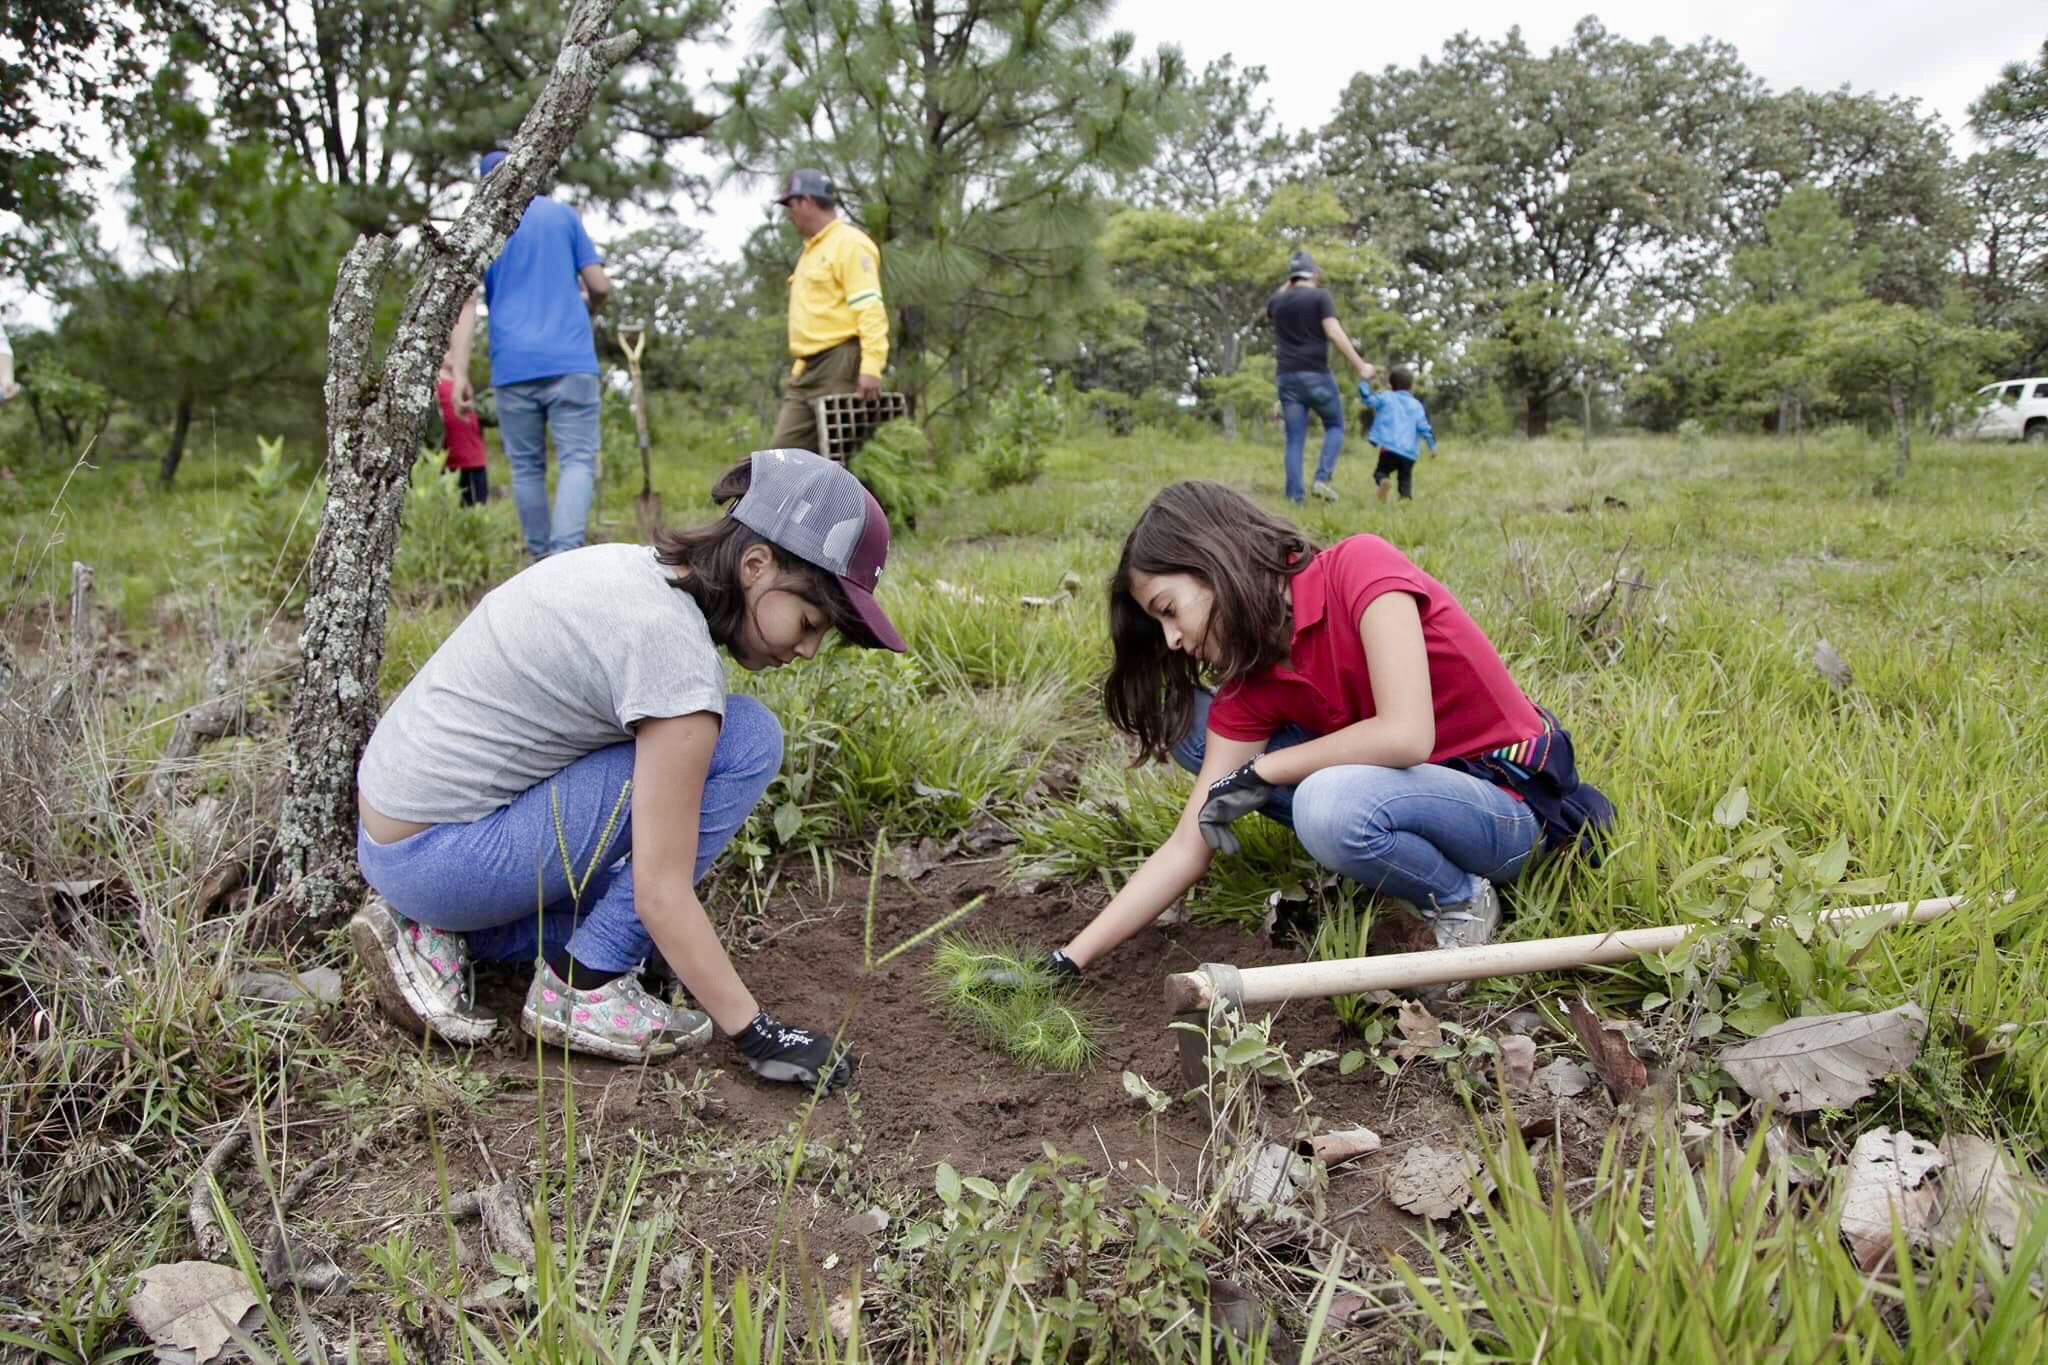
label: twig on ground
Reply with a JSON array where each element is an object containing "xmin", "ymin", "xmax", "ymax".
[{"xmin": 189, "ymin": 1119, "xmax": 252, "ymax": 1258}]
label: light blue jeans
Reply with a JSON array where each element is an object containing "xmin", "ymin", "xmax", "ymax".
[
  {"xmin": 356, "ymin": 695, "xmax": 783, "ymax": 972},
  {"xmin": 495, "ymin": 372, "xmax": 602, "ymax": 558},
  {"xmin": 1276, "ymin": 370, "xmax": 1345, "ymax": 503},
  {"xmin": 1173, "ymin": 690, "xmax": 1539, "ymax": 909}
]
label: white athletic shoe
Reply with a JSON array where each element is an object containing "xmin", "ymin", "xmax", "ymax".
[{"xmin": 348, "ymin": 895, "xmax": 497, "ymax": 1044}]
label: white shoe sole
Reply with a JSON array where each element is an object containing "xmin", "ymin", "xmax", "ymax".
[
  {"xmin": 519, "ymin": 1006, "xmax": 710, "ymax": 1062},
  {"xmin": 349, "ymin": 910, "xmax": 497, "ymax": 1045}
]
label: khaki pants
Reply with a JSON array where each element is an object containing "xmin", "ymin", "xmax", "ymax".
[{"xmin": 769, "ymin": 338, "xmax": 863, "ymax": 452}]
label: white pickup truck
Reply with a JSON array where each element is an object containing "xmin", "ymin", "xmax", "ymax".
[{"xmin": 1967, "ymin": 378, "xmax": 2048, "ymax": 443}]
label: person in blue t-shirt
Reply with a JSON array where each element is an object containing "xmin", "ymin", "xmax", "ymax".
[
  {"xmin": 446, "ymin": 150, "xmax": 613, "ymax": 559},
  {"xmin": 1356, "ymin": 364, "xmax": 1437, "ymax": 502}
]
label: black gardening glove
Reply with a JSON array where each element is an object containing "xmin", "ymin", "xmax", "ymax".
[
  {"xmin": 975, "ymin": 949, "xmax": 1082, "ymax": 991},
  {"xmin": 734, "ymin": 1012, "xmax": 855, "ymax": 1092},
  {"xmin": 1199, "ymin": 759, "xmax": 1274, "ymax": 857}
]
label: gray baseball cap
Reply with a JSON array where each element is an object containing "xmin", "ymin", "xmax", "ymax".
[
  {"xmin": 730, "ymin": 448, "xmax": 905, "ymax": 652},
  {"xmin": 1288, "ymin": 249, "xmax": 1318, "ymax": 280},
  {"xmin": 775, "ymin": 168, "xmax": 836, "ymax": 205}
]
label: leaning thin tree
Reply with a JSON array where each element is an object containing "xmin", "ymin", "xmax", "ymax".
[{"xmin": 274, "ymin": 0, "xmax": 638, "ymax": 921}]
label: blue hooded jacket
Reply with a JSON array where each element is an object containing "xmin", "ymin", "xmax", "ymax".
[{"xmin": 1357, "ymin": 384, "xmax": 1436, "ymax": 461}]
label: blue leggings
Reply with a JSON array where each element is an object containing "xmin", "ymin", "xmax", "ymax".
[{"xmin": 356, "ymin": 694, "xmax": 783, "ymax": 972}]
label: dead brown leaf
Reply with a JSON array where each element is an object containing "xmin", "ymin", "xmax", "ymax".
[
  {"xmin": 1837, "ymin": 1127, "xmax": 1945, "ymax": 1270},
  {"xmin": 1564, "ymin": 995, "xmax": 1646, "ymax": 1100},
  {"xmin": 127, "ymin": 1261, "xmax": 260, "ymax": 1363},
  {"xmin": 1386, "ymin": 1143, "xmax": 1484, "ymax": 1221},
  {"xmin": 1934, "ymin": 1135, "xmax": 2044, "ymax": 1253},
  {"xmin": 1497, "ymin": 1034, "xmax": 1537, "ymax": 1089},
  {"xmin": 1302, "ymin": 1127, "xmax": 1382, "ymax": 1168},
  {"xmin": 1393, "ymin": 1000, "xmax": 1444, "ymax": 1060},
  {"xmin": 1537, "ymin": 1057, "xmax": 1595, "ymax": 1097},
  {"xmin": 1720, "ymin": 1004, "xmax": 1926, "ymax": 1114}
]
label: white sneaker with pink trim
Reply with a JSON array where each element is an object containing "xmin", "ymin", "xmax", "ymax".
[
  {"xmin": 520, "ymin": 960, "xmax": 712, "ymax": 1062},
  {"xmin": 348, "ymin": 895, "xmax": 497, "ymax": 1045}
]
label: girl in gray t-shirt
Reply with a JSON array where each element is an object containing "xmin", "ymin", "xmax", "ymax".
[{"xmin": 351, "ymin": 448, "xmax": 904, "ymax": 1088}]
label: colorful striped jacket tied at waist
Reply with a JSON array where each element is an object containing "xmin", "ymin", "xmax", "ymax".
[{"xmin": 1442, "ymin": 708, "xmax": 1615, "ymax": 861}]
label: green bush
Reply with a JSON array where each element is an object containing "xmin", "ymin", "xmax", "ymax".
[
  {"xmin": 205, "ymin": 434, "xmax": 322, "ymax": 610},
  {"xmin": 976, "ymin": 384, "xmax": 1062, "ymax": 490},
  {"xmin": 390, "ymin": 450, "xmax": 508, "ymax": 606},
  {"xmin": 853, "ymin": 418, "xmax": 947, "ymax": 531}
]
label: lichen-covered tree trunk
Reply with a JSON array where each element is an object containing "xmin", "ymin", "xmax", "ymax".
[{"xmin": 275, "ymin": 0, "xmax": 639, "ymax": 922}]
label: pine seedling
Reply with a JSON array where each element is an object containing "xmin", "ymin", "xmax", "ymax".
[{"xmin": 928, "ymin": 936, "xmax": 1104, "ymax": 1071}]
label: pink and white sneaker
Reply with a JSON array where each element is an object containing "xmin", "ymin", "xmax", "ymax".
[
  {"xmin": 520, "ymin": 960, "xmax": 712, "ymax": 1062},
  {"xmin": 348, "ymin": 894, "xmax": 497, "ymax": 1044}
]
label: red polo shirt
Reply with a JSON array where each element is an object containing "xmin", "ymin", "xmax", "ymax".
[{"xmin": 1208, "ymin": 534, "xmax": 1542, "ymax": 761}]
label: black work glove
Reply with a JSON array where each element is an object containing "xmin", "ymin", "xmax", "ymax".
[
  {"xmin": 976, "ymin": 949, "xmax": 1082, "ymax": 991},
  {"xmin": 1199, "ymin": 759, "xmax": 1274, "ymax": 857},
  {"xmin": 734, "ymin": 1012, "xmax": 855, "ymax": 1092}
]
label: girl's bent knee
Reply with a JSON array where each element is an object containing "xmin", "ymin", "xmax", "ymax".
[{"xmin": 721, "ymin": 694, "xmax": 784, "ymax": 773}]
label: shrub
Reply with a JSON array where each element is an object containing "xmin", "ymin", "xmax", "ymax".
[
  {"xmin": 976, "ymin": 384, "xmax": 1061, "ymax": 490},
  {"xmin": 853, "ymin": 418, "xmax": 947, "ymax": 531},
  {"xmin": 390, "ymin": 450, "xmax": 507, "ymax": 606},
  {"xmin": 206, "ymin": 434, "xmax": 322, "ymax": 610}
]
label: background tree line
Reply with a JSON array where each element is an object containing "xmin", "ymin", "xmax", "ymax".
[{"xmin": 5, "ymin": 3, "xmax": 2046, "ymax": 480}]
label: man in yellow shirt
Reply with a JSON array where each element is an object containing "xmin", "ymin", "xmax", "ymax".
[{"xmin": 770, "ymin": 169, "xmax": 890, "ymax": 453}]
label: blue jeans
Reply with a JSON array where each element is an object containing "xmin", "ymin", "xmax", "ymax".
[
  {"xmin": 1172, "ymin": 689, "xmax": 1539, "ymax": 909},
  {"xmin": 356, "ymin": 695, "xmax": 783, "ymax": 972},
  {"xmin": 1276, "ymin": 371, "xmax": 1345, "ymax": 503},
  {"xmin": 496, "ymin": 372, "xmax": 602, "ymax": 558}
]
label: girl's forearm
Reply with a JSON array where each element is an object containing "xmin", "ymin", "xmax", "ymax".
[
  {"xmin": 640, "ymin": 890, "xmax": 759, "ymax": 1034},
  {"xmin": 1252, "ymin": 716, "xmax": 1432, "ymax": 786},
  {"xmin": 1062, "ymin": 829, "xmax": 1212, "ymax": 966}
]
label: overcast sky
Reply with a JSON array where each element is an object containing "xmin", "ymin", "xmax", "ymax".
[{"xmin": 4, "ymin": 2, "xmax": 2037, "ymax": 330}]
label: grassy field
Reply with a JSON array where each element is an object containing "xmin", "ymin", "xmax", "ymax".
[{"xmin": 1, "ymin": 407, "xmax": 2045, "ymax": 1361}]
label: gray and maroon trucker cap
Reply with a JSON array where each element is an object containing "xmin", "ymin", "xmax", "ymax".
[{"xmin": 730, "ymin": 447, "xmax": 906, "ymax": 652}]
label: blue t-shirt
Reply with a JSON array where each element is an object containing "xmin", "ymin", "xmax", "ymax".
[{"xmin": 483, "ymin": 197, "xmax": 602, "ymax": 386}]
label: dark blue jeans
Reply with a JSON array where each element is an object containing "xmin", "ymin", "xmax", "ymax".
[
  {"xmin": 1276, "ymin": 371, "xmax": 1345, "ymax": 503},
  {"xmin": 1172, "ymin": 689, "xmax": 1540, "ymax": 909}
]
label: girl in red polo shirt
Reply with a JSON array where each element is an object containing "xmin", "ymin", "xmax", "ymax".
[{"xmin": 1039, "ymin": 480, "xmax": 1611, "ymax": 980}]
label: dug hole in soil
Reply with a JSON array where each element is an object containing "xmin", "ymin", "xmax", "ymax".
[{"xmin": 371, "ymin": 860, "xmax": 1509, "ymax": 1289}]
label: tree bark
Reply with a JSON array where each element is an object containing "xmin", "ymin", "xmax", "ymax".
[
  {"xmin": 274, "ymin": 0, "xmax": 640, "ymax": 923},
  {"xmin": 160, "ymin": 396, "xmax": 194, "ymax": 486},
  {"xmin": 1889, "ymin": 379, "xmax": 1910, "ymax": 483},
  {"xmin": 1525, "ymin": 392, "xmax": 1549, "ymax": 439}
]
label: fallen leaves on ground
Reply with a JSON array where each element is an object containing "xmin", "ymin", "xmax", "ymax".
[
  {"xmin": 1392, "ymin": 1000, "xmax": 1444, "ymax": 1060},
  {"xmin": 1720, "ymin": 1004, "xmax": 1926, "ymax": 1114},
  {"xmin": 1537, "ymin": 1057, "xmax": 1595, "ymax": 1097},
  {"xmin": 1497, "ymin": 1034, "xmax": 1537, "ymax": 1089},
  {"xmin": 1564, "ymin": 996, "xmax": 1646, "ymax": 1100},
  {"xmin": 1302, "ymin": 1127, "xmax": 1382, "ymax": 1168},
  {"xmin": 1386, "ymin": 1143, "xmax": 1487, "ymax": 1221},
  {"xmin": 1837, "ymin": 1127, "xmax": 1945, "ymax": 1269},
  {"xmin": 1933, "ymin": 1134, "xmax": 2045, "ymax": 1254},
  {"xmin": 127, "ymin": 1261, "xmax": 261, "ymax": 1363}
]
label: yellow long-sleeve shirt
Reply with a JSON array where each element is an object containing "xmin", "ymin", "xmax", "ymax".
[{"xmin": 787, "ymin": 218, "xmax": 890, "ymax": 378}]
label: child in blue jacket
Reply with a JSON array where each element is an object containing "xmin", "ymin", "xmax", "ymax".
[{"xmin": 1357, "ymin": 365, "xmax": 1436, "ymax": 502}]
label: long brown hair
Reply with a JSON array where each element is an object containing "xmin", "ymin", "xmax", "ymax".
[
  {"xmin": 1104, "ymin": 481, "xmax": 1316, "ymax": 760},
  {"xmin": 654, "ymin": 459, "xmax": 873, "ymax": 648}
]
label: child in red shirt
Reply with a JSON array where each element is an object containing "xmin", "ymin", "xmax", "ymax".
[
  {"xmin": 437, "ymin": 361, "xmax": 491, "ymax": 507},
  {"xmin": 1036, "ymin": 480, "xmax": 1611, "ymax": 981}
]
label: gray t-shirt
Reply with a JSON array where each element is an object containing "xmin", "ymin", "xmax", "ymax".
[{"xmin": 358, "ymin": 543, "xmax": 725, "ymax": 824}]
